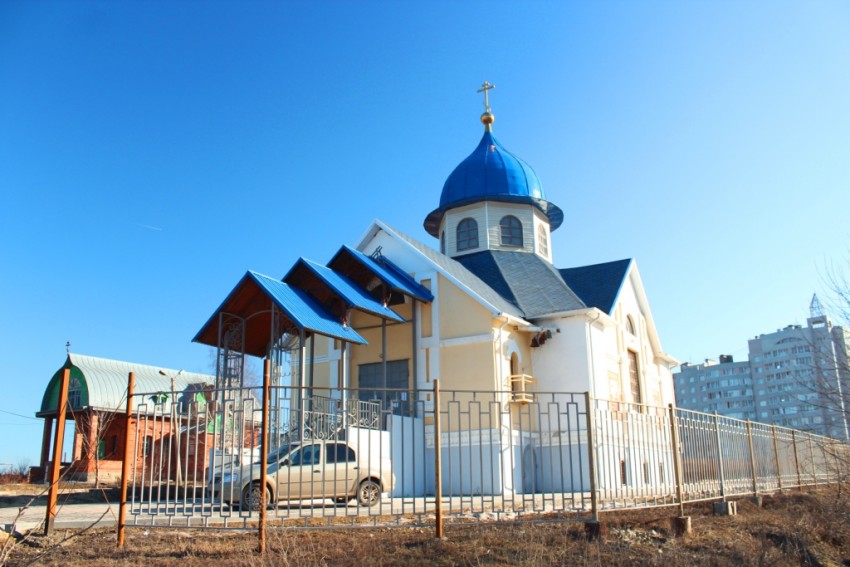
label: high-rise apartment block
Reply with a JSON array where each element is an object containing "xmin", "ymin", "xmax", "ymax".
[{"xmin": 674, "ymin": 296, "xmax": 850, "ymax": 440}]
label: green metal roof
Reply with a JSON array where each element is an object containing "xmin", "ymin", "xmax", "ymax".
[{"xmin": 38, "ymin": 353, "xmax": 215, "ymax": 417}]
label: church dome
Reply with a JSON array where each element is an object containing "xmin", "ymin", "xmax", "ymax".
[
  {"xmin": 424, "ymin": 126, "xmax": 563, "ymax": 237},
  {"xmin": 440, "ymin": 130, "xmax": 544, "ymax": 207}
]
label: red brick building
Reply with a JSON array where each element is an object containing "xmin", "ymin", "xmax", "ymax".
[{"xmin": 36, "ymin": 354, "xmax": 219, "ymax": 484}]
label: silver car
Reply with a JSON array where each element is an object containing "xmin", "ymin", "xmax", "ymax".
[{"xmin": 210, "ymin": 440, "xmax": 394, "ymax": 510}]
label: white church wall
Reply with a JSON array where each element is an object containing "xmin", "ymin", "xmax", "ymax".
[
  {"xmin": 422, "ymin": 427, "xmax": 523, "ymax": 496},
  {"xmin": 530, "ymin": 316, "xmax": 593, "ymax": 395}
]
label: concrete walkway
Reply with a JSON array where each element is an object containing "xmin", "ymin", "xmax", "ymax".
[{"xmin": 0, "ymin": 501, "xmax": 120, "ymax": 533}]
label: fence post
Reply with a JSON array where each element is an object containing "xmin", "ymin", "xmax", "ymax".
[
  {"xmin": 258, "ymin": 359, "xmax": 270, "ymax": 554},
  {"xmin": 45, "ymin": 367, "xmax": 70, "ymax": 536},
  {"xmin": 792, "ymin": 431, "xmax": 802, "ymax": 490},
  {"xmin": 807, "ymin": 434, "xmax": 816, "ymax": 485},
  {"xmin": 584, "ymin": 392, "xmax": 599, "ymax": 523},
  {"xmin": 668, "ymin": 404, "xmax": 685, "ymax": 518},
  {"xmin": 117, "ymin": 372, "xmax": 135, "ymax": 549},
  {"xmin": 745, "ymin": 420, "xmax": 758, "ymax": 497},
  {"xmin": 772, "ymin": 426, "xmax": 782, "ymax": 491},
  {"xmin": 713, "ymin": 411, "xmax": 726, "ymax": 500},
  {"xmin": 434, "ymin": 379, "xmax": 443, "ymax": 539},
  {"xmin": 831, "ymin": 440, "xmax": 842, "ymax": 483}
]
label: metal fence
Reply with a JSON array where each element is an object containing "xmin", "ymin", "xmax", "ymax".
[{"xmin": 116, "ymin": 376, "xmax": 849, "ymax": 538}]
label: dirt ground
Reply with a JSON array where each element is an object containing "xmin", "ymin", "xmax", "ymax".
[{"xmin": 4, "ymin": 488, "xmax": 850, "ymax": 566}]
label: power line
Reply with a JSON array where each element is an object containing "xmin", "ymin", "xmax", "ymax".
[{"xmin": 0, "ymin": 408, "xmax": 39, "ymax": 420}]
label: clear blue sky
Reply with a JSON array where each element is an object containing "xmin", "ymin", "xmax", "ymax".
[{"xmin": 2, "ymin": 1, "xmax": 849, "ymax": 466}]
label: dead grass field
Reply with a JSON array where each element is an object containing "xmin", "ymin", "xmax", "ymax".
[{"xmin": 4, "ymin": 488, "xmax": 850, "ymax": 566}]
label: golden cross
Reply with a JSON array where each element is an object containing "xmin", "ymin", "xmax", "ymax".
[{"xmin": 477, "ymin": 81, "xmax": 495, "ymax": 113}]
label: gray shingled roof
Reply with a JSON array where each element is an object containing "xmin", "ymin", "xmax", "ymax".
[
  {"xmin": 374, "ymin": 222, "xmax": 630, "ymax": 321},
  {"xmin": 456, "ymin": 250, "xmax": 586, "ymax": 319},
  {"xmin": 559, "ymin": 259, "xmax": 632, "ymax": 315},
  {"xmin": 378, "ymin": 224, "xmax": 526, "ymax": 319}
]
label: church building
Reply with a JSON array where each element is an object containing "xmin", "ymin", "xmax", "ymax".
[{"xmin": 193, "ymin": 84, "xmax": 678, "ymax": 483}]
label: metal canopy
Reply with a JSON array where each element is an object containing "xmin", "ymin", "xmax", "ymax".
[
  {"xmin": 328, "ymin": 245, "xmax": 434, "ymax": 304},
  {"xmin": 283, "ymin": 258, "xmax": 405, "ymax": 323},
  {"xmin": 38, "ymin": 353, "xmax": 214, "ymax": 417},
  {"xmin": 193, "ymin": 270, "xmax": 366, "ymax": 357}
]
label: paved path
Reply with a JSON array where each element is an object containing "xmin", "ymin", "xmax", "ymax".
[
  {"xmin": 0, "ymin": 501, "xmax": 120, "ymax": 533},
  {"xmin": 1, "ymin": 492, "xmax": 591, "ymax": 534}
]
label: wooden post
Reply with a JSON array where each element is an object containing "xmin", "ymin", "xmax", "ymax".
[
  {"xmin": 117, "ymin": 372, "xmax": 135, "ymax": 549},
  {"xmin": 746, "ymin": 420, "xmax": 758, "ymax": 496},
  {"xmin": 772, "ymin": 426, "xmax": 783, "ymax": 491},
  {"xmin": 434, "ymin": 379, "xmax": 443, "ymax": 539},
  {"xmin": 45, "ymin": 368, "xmax": 70, "ymax": 535},
  {"xmin": 668, "ymin": 404, "xmax": 685, "ymax": 518},
  {"xmin": 258, "ymin": 359, "xmax": 271, "ymax": 553}
]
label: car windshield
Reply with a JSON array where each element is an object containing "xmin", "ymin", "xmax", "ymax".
[{"xmin": 254, "ymin": 443, "xmax": 299, "ymax": 464}]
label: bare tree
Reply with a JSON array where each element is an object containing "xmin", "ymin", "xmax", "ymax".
[
  {"xmin": 78, "ymin": 410, "xmax": 118, "ymax": 487},
  {"xmin": 13, "ymin": 458, "xmax": 31, "ymax": 478}
]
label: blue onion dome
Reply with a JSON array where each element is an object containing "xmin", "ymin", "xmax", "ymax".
[{"xmin": 424, "ymin": 122, "xmax": 563, "ymax": 237}]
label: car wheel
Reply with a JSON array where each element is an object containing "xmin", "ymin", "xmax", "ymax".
[
  {"xmin": 242, "ymin": 483, "xmax": 270, "ymax": 511},
  {"xmin": 357, "ymin": 479, "xmax": 381, "ymax": 507}
]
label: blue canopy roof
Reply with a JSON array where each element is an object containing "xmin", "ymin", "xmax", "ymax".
[
  {"xmin": 193, "ymin": 270, "xmax": 366, "ymax": 357},
  {"xmin": 328, "ymin": 245, "xmax": 434, "ymax": 303},
  {"xmin": 284, "ymin": 258, "xmax": 405, "ymax": 323}
]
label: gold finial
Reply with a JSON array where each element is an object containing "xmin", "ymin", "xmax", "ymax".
[{"xmin": 477, "ymin": 81, "xmax": 495, "ymax": 131}]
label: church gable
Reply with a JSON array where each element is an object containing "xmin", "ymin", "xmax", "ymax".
[{"xmin": 610, "ymin": 263, "xmax": 674, "ymax": 365}]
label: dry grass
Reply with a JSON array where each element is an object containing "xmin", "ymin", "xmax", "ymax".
[{"xmin": 5, "ymin": 488, "xmax": 850, "ymax": 566}]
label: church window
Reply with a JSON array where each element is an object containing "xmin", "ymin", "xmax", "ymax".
[
  {"xmin": 625, "ymin": 316, "xmax": 636, "ymax": 336},
  {"xmin": 68, "ymin": 378, "xmax": 82, "ymax": 409},
  {"xmin": 537, "ymin": 225, "xmax": 548, "ymax": 256},
  {"xmin": 628, "ymin": 350, "xmax": 642, "ymax": 406},
  {"xmin": 499, "ymin": 215, "xmax": 523, "ymax": 247},
  {"xmin": 440, "ymin": 231, "xmax": 445, "ymax": 254},
  {"xmin": 456, "ymin": 218, "xmax": 479, "ymax": 251}
]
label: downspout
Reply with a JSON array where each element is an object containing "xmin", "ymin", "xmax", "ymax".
[
  {"xmin": 585, "ymin": 311, "xmax": 602, "ymax": 399},
  {"xmin": 496, "ymin": 317, "xmax": 510, "ymax": 391}
]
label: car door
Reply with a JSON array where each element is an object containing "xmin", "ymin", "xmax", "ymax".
[
  {"xmin": 276, "ymin": 443, "xmax": 321, "ymax": 500},
  {"xmin": 324, "ymin": 443, "xmax": 359, "ymax": 497}
]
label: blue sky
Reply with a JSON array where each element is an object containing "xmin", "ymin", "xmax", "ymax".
[{"xmin": 1, "ymin": 1, "xmax": 849, "ymax": 466}]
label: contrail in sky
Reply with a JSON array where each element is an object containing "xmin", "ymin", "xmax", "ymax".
[{"xmin": 134, "ymin": 222, "xmax": 163, "ymax": 231}]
